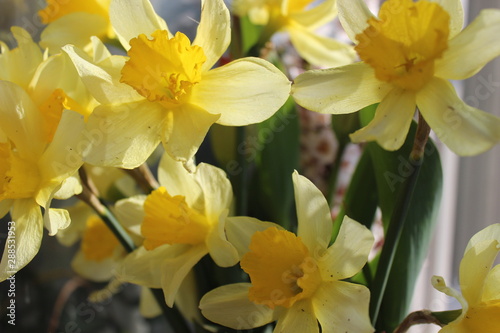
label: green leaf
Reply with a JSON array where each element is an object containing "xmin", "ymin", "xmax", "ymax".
[
  {"xmin": 369, "ymin": 123, "xmax": 443, "ymax": 332},
  {"xmin": 254, "ymin": 96, "xmax": 300, "ymax": 229}
]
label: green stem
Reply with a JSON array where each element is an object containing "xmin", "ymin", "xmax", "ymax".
[
  {"xmin": 235, "ymin": 126, "xmax": 249, "ymax": 216},
  {"xmin": 326, "ymin": 141, "xmax": 347, "ymax": 206}
]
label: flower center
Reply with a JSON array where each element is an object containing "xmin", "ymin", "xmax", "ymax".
[
  {"xmin": 81, "ymin": 215, "xmax": 120, "ymax": 262},
  {"xmin": 461, "ymin": 300, "xmax": 500, "ymax": 331},
  {"xmin": 0, "ymin": 142, "xmax": 40, "ymax": 201},
  {"xmin": 121, "ymin": 30, "xmax": 206, "ymax": 109},
  {"xmin": 141, "ymin": 187, "xmax": 210, "ymax": 250},
  {"xmin": 355, "ymin": 0, "xmax": 450, "ymax": 91},
  {"xmin": 39, "ymin": 0, "xmax": 110, "ymax": 24},
  {"xmin": 241, "ymin": 227, "xmax": 322, "ymax": 309}
]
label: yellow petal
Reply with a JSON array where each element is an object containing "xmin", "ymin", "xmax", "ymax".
[
  {"xmin": 0, "ymin": 81, "xmax": 45, "ymax": 158},
  {"xmin": 157, "ymin": 152, "xmax": 204, "ymax": 212},
  {"xmin": 44, "ymin": 207, "xmax": 71, "ymax": 236},
  {"xmin": 435, "ymin": 9, "xmax": 500, "ymax": 80},
  {"xmin": 319, "ymin": 216, "xmax": 374, "ymax": 281},
  {"xmin": 199, "ymin": 283, "xmax": 274, "ymax": 329},
  {"xmin": 83, "ymin": 101, "xmax": 164, "ymax": 168},
  {"xmin": 337, "ymin": 0, "xmax": 374, "ymax": 42},
  {"xmin": 162, "ymin": 103, "xmax": 220, "ymax": 163},
  {"xmin": 207, "ymin": 210, "xmax": 239, "ymax": 267},
  {"xmin": 459, "ymin": 240, "xmax": 499, "ymax": 306},
  {"xmin": 291, "ymin": 62, "xmax": 391, "ymax": 115},
  {"xmin": 429, "ymin": 0, "xmax": 464, "ymax": 38},
  {"xmin": 483, "ymin": 265, "xmax": 500, "ymax": 302},
  {"xmin": 109, "ymin": 0, "xmax": 170, "ymax": 50},
  {"xmin": 416, "ymin": 77, "xmax": 500, "ymax": 156},
  {"xmin": 194, "ymin": 163, "xmax": 233, "ymax": 219},
  {"xmin": 114, "ymin": 195, "xmax": 146, "ymax": 236},
  {"xmin": 0, "ymin": 199, "xmax": 13, "ymax": 218},
  {"xmin": 190, "ymin": 57, "xmax": 290, "ymax": 126},
  {"xmin": 71, "ymin": 250, "xmax": 117, "ymax": 282},
  {"xmin": 117, "ymin": 245, "xmax": 165, "ymax": 288},
  {"xmin": 193, "ymin": 0, "xmax": 231, "ymax": 72},
  {"xmin": 160, "ymin": 244, "xmax": 207, "ymax": 307},
  {"xmin": 350, "ymin": 88, "xmax": 416, "ymax": 151},
  {"xmin": 287, "ymin": 22, "xmax": 356, "ymax": 67},
  {"xmin": 40, "ymin": 13, "xmax": 108, "ymax": 54},
  {"xmin": 0, "ymin": 199, "xmax": 43, "ymax": 281},
  {"xmin": 290, "ymin": 0, "xmax": 338, "ymax": 31},
  {"xmin": 63, "ymin": 44, "xmax": 142, "ymax": 105},
  {"xmin": 293, "ymin": 171, "xmax": 332, "ymax": 255},
  {"xmin": 225, "ymin": 217, "xmax": 283, "ymax": 258},
  {"xmin": 312, "ymin": 281, "xmax": 374, "ymax": 333},
  {"xmin": 139, "ymin": 288, "xmax": 162, "ymax": 318},
  {"xmin": 2, "ymin": 27, "xmax": 43, "ymax": 89},
  {"xmin": 465, "ymin": 224, "xmax": 500, "ymax": 253},
  {"xmin": 275, "ymin": 299, "xmax": 318, "ymax": 333}
]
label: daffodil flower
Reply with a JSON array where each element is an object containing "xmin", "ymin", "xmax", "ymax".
[
  {"xmin": 0, "ymin": 27, "xmax": 96, "ymax": 281},
  {"xmin": 39, "ymin": 0, "xmax": 114, "ymax": 54},
  {"xmin": 200, "ymin": 171, "xmax": 374, "ymax": 333},
  {"xmin": 432, "ymin": 223, "xmax": 500, "ymax": 332},
  {"xmin": 233, "ymin": 0, "xmax": 356, "ymax": 67},
  {"xmin": 292, "ymin": 0, "xmax": 500, "ymax": 156},
  {"xmin": 63, "ymin": 0, "xmax": 291, "ymax": 168},
  {"xmin": 115, "ymin": 153, "xmax": 240, "ymax": 307}
]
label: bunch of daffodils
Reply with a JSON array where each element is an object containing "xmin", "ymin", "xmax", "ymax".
[{"xmin": 1, "ymin": 0, "xmax": 499, "ymax": 332}]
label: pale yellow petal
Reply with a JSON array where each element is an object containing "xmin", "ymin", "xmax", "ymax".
[
  {"xmin": 459, "ymin": 240, "xmax": 499, "ymax": 306},
  {"xmin": 83, "ymin": 101, "xmax": 164, "ymax": 168},
  {"xmin": 313, "ymin": 281, "xmax": 374, "ymax": 333},
  {"xmin": 287, "ymin": 22, "xmax": 356, "ymax": 67},
  {"xmin": 0, "ymin": 80, "xmax": 44, "ymax": 159},
  {"xmin": 293, "ymin": 171, "xmax": 332, "ymax": 255},
  {"xmin": 160, "ymin": 244, "xmax": 207, "ymax": 307},
  {"xmin": 190, "ymin": 57, "xmax": 290, "ymax": 126},
  {"xmin": 90, "ymin": 36, "xmax": 112, "ymax": 63},
  {"xmin": 291, "ymin": 62, "xmax": 391, "ymax": 114},
  {"xmin": 417, "ymin": 77, "xmax": 500, "ymax": 156},
  {"xmin": 44, "ymin": 207, "xmax": 71, "ymax": 236},
  {"xmin": 117, "ymin": 245, "xmax": 166, "ymax": 288},
  {"xmin": 199, "ymin": 283, "xmax": 274, "ymax": 329},
  {"xmin": 429, "ymin": 0, "xmax": 463, "ymax": 38},
  {"xmin": 0, "ymin": 199, "xmax": 43, "ymax": 281},
  {"xmin": 114, "ymin": 195, "xmax": 147, "ymax": 236},
  {"xmin": 38, "ymin": 110, "xmax": 85, "ymax": 192},
  {"xmin": 225, "ymin": 217, "xmax": 282, "ymax": 258},
  {"xmin": 71, "ymin": 250, "xmax": 116, "ymax": 282},
  {"xmin": 275, "ymin": 299, "xmax": 318, "ymax": 333},
  {"xmin": 350, "ymin": 88, "xmax": 416, "ymax": 151},
  {"xmin": 157, "ymin": 152, "xmax": 204, "ymax": 212},
  {"xmin": 193, "ymin": 0, "xmax": 231, "ymax": 72},
  {"xmin": 109, "ymin": 0, "xmax": 170, "ymax": 50},
  {"xmin": 290, "ymin": 0, "xmax": 337, "ymax": 31},
  {"xmin": 175, "ymin": 270, "xmax": 203, "ymax": 322},
  {"xmin": 139, "ymin": 288, "xmax": 162, "ymax": 318},
  {"xmin": 40, "ymin": 13, "xmax": 108, "ymax": 54},
  {"xmin": 162, "ymin": 104, "xmax": 220, "ymax": 163},
  {"xmin": 63, "ymin": 44, "xmax": 142, "ymax": 105},
  {"xmin": 465, "ymin": 223, "xmax": 500, "ymax": 254},
  {"xmin": 435, "ymin": 9, "xmax": 500, "ymax": 80},
  {"xmin": 207, "ymin": 210, "xmax": 239, "ymax": 267},
  {"xmin": 195, "ymin": 163, "xmax": 232, "ymax": 219},
  {"xmin": 319, "ymin": 216, "xmax": 374, "ymax": 281},
  {"xmin": 483, "ymin": 264, "xmax": 500, "ymax": 302},
  {"xmin": 337, "ymin": 0, "xmax": 374, "ymax": 42},
  {"xmin": 53, "ymin": 175, "xmax": 82, "ymax": 200},
  {"xmin": 4, "ymin": 27, "xmax": 43, "ymax": 88}
]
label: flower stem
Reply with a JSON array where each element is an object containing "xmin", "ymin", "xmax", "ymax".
[
  {"xmin": 235, "ymin": 126, "xmax": 249, "ymax": 216},
  {"xmin": 122, "ymin": 163, "xmax": 159, "ymax": 193},
  {"xmin": 393, "ymin": 310, "xmax": 444, "ymax": 332}
]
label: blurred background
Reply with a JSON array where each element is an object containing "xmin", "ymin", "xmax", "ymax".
[{"xmin": 0, "ymin": 0, "xmax": 499, "ymax": 332}]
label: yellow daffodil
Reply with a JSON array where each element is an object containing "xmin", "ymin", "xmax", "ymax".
[
  {"xmin": 200, "ymin": 171, "xmax": 374, "ymax": 333},
  {"xmin": 432, "ymin": 223, "xmax": 500, "ymax": 332},
  {"xmin": 233, "ymin": 0, "xmax": 355, "ymax": 67},
  {"xmin": 39, "ymin": 0, "xmax": 114, "ymax": 54},
  {"xmin": 115, "ymin": 153, "xmax": 239, "ymax": 307},
  {"xmin": 291, "ymin": 0, "xmax": 500, "ymax": 156},
  {"xmin": 63, "ymin": 0, "xmax": 291, "ymax": 168}
]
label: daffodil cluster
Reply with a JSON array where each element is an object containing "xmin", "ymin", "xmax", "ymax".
[{"xmin": 1, "ymin": 0, "xmax": 500, "ymax": 332}]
